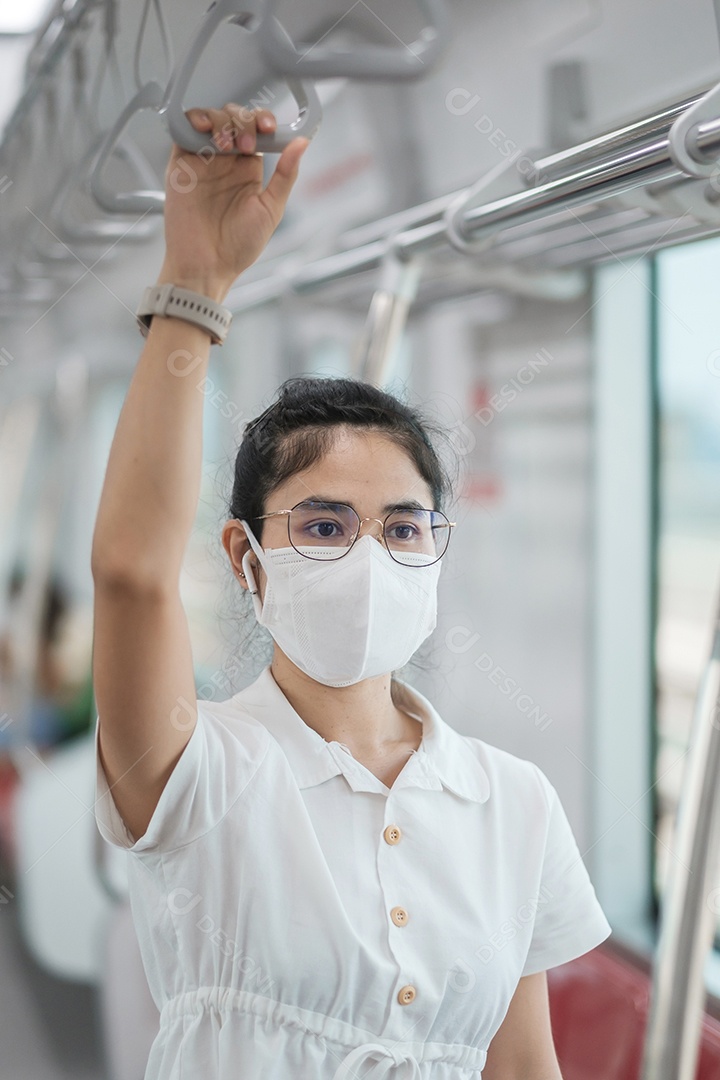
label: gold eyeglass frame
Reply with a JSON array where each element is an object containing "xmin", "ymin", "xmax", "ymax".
[{"xmin": 253, "ymin": 499, "xmax": 456, "ymax": 566}]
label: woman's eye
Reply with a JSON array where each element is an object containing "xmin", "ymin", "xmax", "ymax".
[
  {"xmin": 308, "ymin": 520, "xmax": 342, "ymax": 537},
  {"xmin": 388, "ymin": 523, "xmax": 418, "ymax": 540}
]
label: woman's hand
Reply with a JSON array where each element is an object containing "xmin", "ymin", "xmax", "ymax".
[{"xmin": 157, "ymin": 104, "xmax": 309, "ymax": 301}]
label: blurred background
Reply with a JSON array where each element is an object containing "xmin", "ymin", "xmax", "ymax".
[{"xmin": 1, "ymin": 0, "xmax": 720, "ymax": 1077}]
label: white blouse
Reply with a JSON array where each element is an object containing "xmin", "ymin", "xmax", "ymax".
[{"xmin": 94, "ymin": 664, "xmax": 611, "ymax": 1080}]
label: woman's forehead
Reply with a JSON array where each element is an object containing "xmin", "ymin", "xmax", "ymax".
[{"xmin": 270, "ymin": 429, "xmax": 433, "ymax": 506}]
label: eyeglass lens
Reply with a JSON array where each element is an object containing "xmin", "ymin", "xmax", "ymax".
[{"xmin": 286, "ymin": 501, "xmax": 450, "ymax": 564}]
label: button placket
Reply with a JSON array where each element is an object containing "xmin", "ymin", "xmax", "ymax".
[
  {"xmin": 385, "ymin": 839, "xmax": 410, "ymax": 934},
  {"xmin": 379, "ymin": 794, "xmax": 420, "ymax": 1010}
]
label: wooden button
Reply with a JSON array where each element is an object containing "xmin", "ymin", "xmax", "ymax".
[
  {"xmin": 397, "ymin": 984, "xmax": 416, "ymax": 1005},
  {"xmin": 390, "ymin": 906, "xmax": 409, "ymax": 927},
  {"xmin": 383, "ymin": 824, "xmax": 402, "ymax": 845}
]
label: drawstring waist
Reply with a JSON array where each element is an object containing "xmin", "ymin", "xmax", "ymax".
[
  {"xmin": 332, "ymin": 1041, "xmax": 422, "ymax": 1079},
  {"xmin": 160, "ymin": 985, "xmax": 487, "ymax": 1077}
]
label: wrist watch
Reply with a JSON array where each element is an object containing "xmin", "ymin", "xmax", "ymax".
[{"xmin": 136, "ymin": 283, "xmax": 233, "ymax": 345}]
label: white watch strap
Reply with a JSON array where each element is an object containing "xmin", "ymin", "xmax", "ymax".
[{"xmin": 136, "ymin": 284, "xmax": 233, "ymax": 345}]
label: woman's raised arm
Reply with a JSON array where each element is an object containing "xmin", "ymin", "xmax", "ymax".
[{"xmin": 91, "ymin": 107, "xmax": 308, "ymax": 843}]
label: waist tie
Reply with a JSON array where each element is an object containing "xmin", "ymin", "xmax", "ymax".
[
  {"xmin": 160, "ymin": 986, "xmax": 487, "ymax": 1075},
  {"xmin": 333, "ymin": 1042, "xmax": 422, "ymax": 1080}
]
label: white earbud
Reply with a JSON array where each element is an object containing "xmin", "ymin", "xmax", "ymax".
[{"xmin": 241, "ymin": 549, "xmax": 259, "ymax": 596}]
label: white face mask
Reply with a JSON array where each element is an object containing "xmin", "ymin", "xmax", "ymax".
[{"xmin": 240, "ymin": 520, "xmax": 442, "ymax": 687}]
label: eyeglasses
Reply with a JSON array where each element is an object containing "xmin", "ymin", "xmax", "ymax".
[{"xmin": 253, "ymin": 500, "xmax": 456, "ymax": 566}]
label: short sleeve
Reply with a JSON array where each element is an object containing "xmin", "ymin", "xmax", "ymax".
[
  {"xmin": 93, "ymin": 700, "xmax": 269, "ymax": 856},
  {"xmin": 521, "ymin": 767, "xmax": 612, "ymax": 976}
]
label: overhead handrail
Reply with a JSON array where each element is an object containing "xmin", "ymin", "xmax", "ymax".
[
  {"xmin": 334, "ymin": 92, "xmax": 712, "ymax": 253},
  {"xmin": 531, "ymin": 92, "xmax": 708, "ymax": 184},
  {"xmin": 639, "ymin": 588, "xmax": 720, "ymax": 1080},
  {"xmin": 163, "ymin": 0, "xmax": 322, "ymax": 155},
  {"xmin": 258, "ymin": 0, "xmax": 451, "ymax": 81},
  {"xmin": 224, "ymin": 87, "xmax": 720, "ymax": 312}
]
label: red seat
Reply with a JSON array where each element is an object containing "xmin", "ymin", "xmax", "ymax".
[
  {"xmin": 0, "ymin": 759, "xmax": 19, "ymax": 870},
  {"xmin": 547, "ymin": 943, "xmax": 720, "ymax": 1080}
]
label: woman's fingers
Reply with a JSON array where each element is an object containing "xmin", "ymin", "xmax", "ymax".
[
  {"xmin": 177, "ymin": 101, "xmax": 308, "ymax": 215},
  {"xmin": 180, "ymin": 108, "xmax": 307, "ymax": 206},
  {"xmin": 182, "ymin": 104, "xmax": 278, "ymax": 154},
  {"xmin": 184, "ymin": 108, "xmax": 213, "ymax": 134},
  {"xmin": 262, "ymin": 137, "xmax": 310, "ymax": 220},
  {"xmin": 225, "ymin": 106, "xmax": 277, "ymax": 153},
  {"xmin": 164, "ymin": 103, "xmax": 309, "ymax": 281},
  {"xmin": 175, "ymin": 103, "xmax": 309, "ymax": 216}
]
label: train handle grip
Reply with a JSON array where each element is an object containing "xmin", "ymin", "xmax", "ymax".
[
  {"xmin": 164, "ymin": 0, "xmax": 322, "ymax": 154},
  {"xmin": 89, "ymin": 81, "xmax": 167, "ymax": 214}
]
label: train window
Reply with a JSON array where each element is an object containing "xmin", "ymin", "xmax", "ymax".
[
  {"xmin": 592, "ymin": 240, "xmax": 720, "ymax": 996},
  {"xmin": 652, "ymin": 237, "xmax": 720, "ymax": 967}
]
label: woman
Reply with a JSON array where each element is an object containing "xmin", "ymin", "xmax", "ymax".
[{"xmin": 92, "ymin": 105, "xmax": 611, "ymax": 1080}]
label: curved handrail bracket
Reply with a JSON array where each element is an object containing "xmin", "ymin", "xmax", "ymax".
[
  {"xmin": 668, "ymin": 80, "xmax": 720, "ymax": 179},
  {"xmin": 258, "ymin": 0, "xmax": 450, "ymax": 81},
  {"xmin": 90, "ymin": 81, "xmax": 168, "ymax": 213},
  {"xmin": 164, "ymin": 0, "xmax": 322, "ymax": 155},
  {"xmin": 443, "ymin": 155, "xmax": 526, "ymax": 255}
]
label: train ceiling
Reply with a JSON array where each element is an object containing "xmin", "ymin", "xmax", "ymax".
[{"xmin": 2, "ymin": 0, "xmax": 720, "ymax": 329}]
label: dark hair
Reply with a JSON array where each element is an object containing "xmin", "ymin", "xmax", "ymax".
[{"xmin": 228, "ymin": 376, "xmax": 453, "ymax": 539}]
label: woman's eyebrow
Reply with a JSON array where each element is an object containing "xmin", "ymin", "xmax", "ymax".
[
  {"xmin": 305, "ymin": 497, "xmax": 428, "ymax": 513},
  {"xmin": 381, "ymin": 500, "xmax": 427, "ymax": 513}
]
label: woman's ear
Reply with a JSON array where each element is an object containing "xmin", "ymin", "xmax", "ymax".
[{"xmin": 221, "ymin": 518, "xmax": 259, "ymax": 591}]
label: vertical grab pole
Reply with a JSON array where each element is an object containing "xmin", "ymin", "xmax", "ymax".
[
  {"xmin": 640, "ymin": 586, "xmax": 720, "ymax": 1080},
  {"xmin": 352, "ymin": 245, "xmax": 422, "ymax": 388}
]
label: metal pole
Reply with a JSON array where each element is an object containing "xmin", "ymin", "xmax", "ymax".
[
  {"xmin": 335, "ymin": 87, "xmax": 715, "ymax": 250},
  {"xmin": 640, "ymin": 592, "xmax": 720, "ymax": 1080},
  {"xmin": 455, "ymin": 140, "xmax": 681, "ymax": 248},
  {"xmin": 226, "ymin": 94, "xmax": 720, "ymax": 312},
  {"xmin": 350, "ymin": 250, "xmax": 422, "ymax": 386},
  {"xmin": 530, "ymin": 92, "xmax": 708, "ymax": 181},
  {"xmin": 226, "ymin": 138, "xmax": 683, "ymax": 311}
]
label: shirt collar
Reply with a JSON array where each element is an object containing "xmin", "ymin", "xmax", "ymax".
[{"xmin": 231, "ymin": 665, "xmax": 490, "ymax": 804}]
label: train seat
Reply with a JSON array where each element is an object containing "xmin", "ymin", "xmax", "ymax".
[
  {"xmin": 548, "ymin": 944, "xmax": 720, "ymax": 1080},
  {"xmin": 13, "ymin": 731, "xmax": 125, "ymax": 981},
  {"xmin": 0, "ymin": 757, "xmax": 19, "ymax": 870}
]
